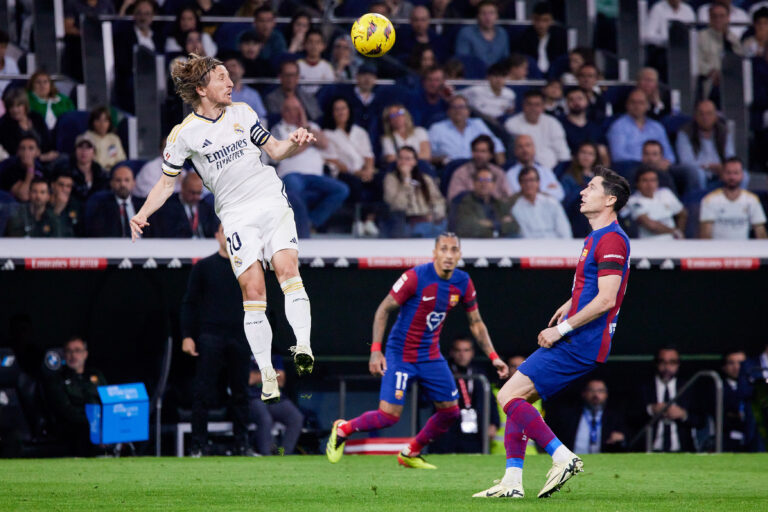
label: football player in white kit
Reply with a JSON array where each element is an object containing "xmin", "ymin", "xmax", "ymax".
[{"xmin": 129, "ymin": 55, "xmax": 315, "ymax": 404}]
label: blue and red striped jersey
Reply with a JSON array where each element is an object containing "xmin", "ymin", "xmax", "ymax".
[
  {"xmin": 564, "ymin": 221, "xmax": 630, "ymax": 363},
  {"xmin": 386, "ymin": 263, "xmax": 478, "ymax": 363}
]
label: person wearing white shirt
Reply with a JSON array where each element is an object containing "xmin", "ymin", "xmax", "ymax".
[
  {"xmin": 505, "ymin": 134, "xmax": 565, "ymax": 201},
  {"xmin": 461, "ymin": 62, "xmax": 516, "ymax": 119},
  {"xmin": 504, "ymin": 90, "xmax": 570, "ymax": 170},
  {"xmin": 428, "ymin": 95, "xmax": 505, "ymax": 165},
  {"xmin": 298, "ymin": 29, "xmax": 335, "ymax": 95},
  {"xmin": 134, "ymin": 138, "xmax": 182, "ymax": 198},
  {"xmin": 624, "ymin": 167, "xmax": 687, "ymax": 239},
  {"xmin": 0, "ymin": 32, "xmax": 19, "ymax": 96},
  {"xmin": 380, "ymin": 104, "xmax": 431, "ymax": 163},
  {"xmin": 643, "ymin": 0, "xmax": 697, "ymax": 46},
  {"xmin": 644, "ymin": 348, "xmax": 694, "ymax": 452},
  {"xmin": 699, "ymin": 158, "xmax": 767, "ymax": 239},
  {"xmin": 510, "ymin": 166, "xmax": 571, "ymax": 239}
]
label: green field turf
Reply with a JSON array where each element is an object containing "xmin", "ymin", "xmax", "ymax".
[{"xmin": 1, "ymin": 454, "xmax": 767, "ymax": 512}]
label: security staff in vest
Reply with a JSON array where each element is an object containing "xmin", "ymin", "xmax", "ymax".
[
  {"xmin": 45, "ymin": 336, "xmax": 107, "ymax": 456},
  {"xmin": 181, "ymin": 220, "xmax": 252, "ymax": 456}
]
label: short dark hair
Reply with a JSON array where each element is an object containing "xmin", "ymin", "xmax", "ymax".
[
  {"xmin": 17, "ymin": 133, "xmax": 40, "ymax": 149},
  {"xmin": 435, "ymin": 231, "xmax": 460, "ymax": 247},
  {"xmin": 89, "ymin": 106, "xmax": 112, "ymax": 132},
  {"xmin": 506, "ymin": 53, "xmax": 527, "ymax": 69},
  {"xmin": 487, "ymin": 61, "xmax": 509, "ymax": 77},
  {"xmin": 754, "ymin": 6, "xmax": 768, "ymax": 23},
  {"xmin": 642, "ymin": 140, "xmax": 663, "ymax": 152},
  {"xmin": 724, "ymin": 156, "xmax": 744, "ymax": 168},
  {"xmin": 523, "ymin": 89, "xmax": 544, "ymax": 102},
  {"xmin": 533, "ymin": 1, "xmax": 553, "ymax": 17},
  {"xmin": 570, "ymin": 47, "xmax": 595, "ymax": 65},
  {"xmin": 565, "ymin": 86, "xmax": 587, "ymax": 98},
  {"xmin": 254, "ymin": 5, "xmax": 274, "ymax": 18},
  {"xmin": 452, "ymin": 336, "xmax": 474, "ymax": 348},
  {"xmin": 593, "ymin": 165, "xmax": 630, "ymax": 212},
  {"xmin": 65, "ymin": 336, "xmax": 87, "ymax": 350},
  {"xmin": 471, "ymin": 134, "xmax": 494, "ymax": 153},
  {"xmin": 305, "ymin": 28, "xmax": 325, "ymax": 43},
  {"xmin": 721, "ymin": 349, "xmax": 746, "ymax": 365},
  {"xmin": 634, "ymin": 165, "xmax": 659, "ymax": 183},
  {"xmin": 30, "ymin": 177, "xmax": 49, "ymax": 189},
  {"xmin": 279, "ymin": 59, "xmax": 299, "ymax": 74},
  {"xmin": 397, "ymin": 145, "xmax": 418, "ymax": 160},
  {"xmin": 518, "ymin": 166, "xmax": 539, "ymax": 183},
  {"xmin": 655, "ymin": 345, "xmax": 680, "ymax": 363},
  {"xmin": 477, "ymin": 0, "xmax": 498, "ymax": 12}
]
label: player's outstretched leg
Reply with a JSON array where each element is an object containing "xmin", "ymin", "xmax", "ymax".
[
  {"xmin": 280, "ymin": 276, "xmax": 314, "ymax": 376},
  {"xmin": 243, "ymin": 301, "xmax": 279, "ymax": 404},
  {"xmin": 398, "ymin": 405, "xmax": 460, "ymax": 470},
  {"xmin": 325, "ymin": 409, "xmax": 400, "ymax": 463},
  {"xmin": 473, "ymin": 402, "xmax": 526, "ymax": 498}
]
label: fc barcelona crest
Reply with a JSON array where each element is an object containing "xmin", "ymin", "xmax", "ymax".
[
  {"xmin": 395, "ymin": 390, "xmax": 403, "ymax": 400},
  {"xmin": 449, "ymin": 294, "xmax": 460, "ymax": 307}
]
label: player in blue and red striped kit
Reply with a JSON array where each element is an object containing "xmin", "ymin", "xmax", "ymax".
[
  {"xmin": 326, "ymin": 233, "xmax": 509, "ymax": 468},
  {"xmin": 475, "ymin": 166, "xmax": 631, "ymax": 499}
]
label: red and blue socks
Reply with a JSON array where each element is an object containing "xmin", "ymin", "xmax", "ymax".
[
  {"xmin": 338, "ymin": 409, "xmax": 400, "ymax": 437},
  {"xmin": 406, "ymin": 405, "xmax": 460, "ymax": 455}
]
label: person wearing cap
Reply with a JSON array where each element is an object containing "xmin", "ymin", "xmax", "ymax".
[{"xmin": 52, "ymin": 133, "xmax": 109, "ymax": 202}]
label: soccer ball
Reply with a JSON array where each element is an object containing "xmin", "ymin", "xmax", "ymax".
[{"xmin": 351, "ymin": 13, "xmax": 396, "ymax": 58}]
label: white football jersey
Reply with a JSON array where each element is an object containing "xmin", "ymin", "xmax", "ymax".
[
  {"xmin": 700, "ymin": 188, "xmax": 767, "ymax": 240},
  {"xmin": 161, "ymin": 103, "xmax": 287, "ymax": 222}
]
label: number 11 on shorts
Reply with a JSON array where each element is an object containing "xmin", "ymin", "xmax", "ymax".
[{"xmin": 395, "ymin": 371, "xmax": 409, "ymax": 390}]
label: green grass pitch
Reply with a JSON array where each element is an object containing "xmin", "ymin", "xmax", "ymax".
[{"xmin": 1, "ymin": 454, "xmax": 767, "ymax": 511}]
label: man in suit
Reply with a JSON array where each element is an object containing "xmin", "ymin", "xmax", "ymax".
[
  {"xmin": 518, "ymin": 2, "xmax": 567, "ymax": 76},
  {"xmin": 549, "ymin": 379, "xmax": 627, "ymax": 454},
  {"xmin": 740, "ymin": 344, "xmax": 768, "ymax": 449},
  {"xmin": 720, "ymin": 350, "xmax": 762, "ymax": 452},
  {"xmin": 85, "ymin": 165, "xmax": 145, "ymax": 237},
  {"xmin": 153, "ymin": 173, "xmax": 216, "ymax": 238},
  {"xmin": 638, "ymin": 346, "xmax": 700, "ymax": 452}
]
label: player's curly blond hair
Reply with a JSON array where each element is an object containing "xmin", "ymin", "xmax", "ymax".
[{"xmin": 170, "ymin": 53, "xmax": 223, "ymax": 107}]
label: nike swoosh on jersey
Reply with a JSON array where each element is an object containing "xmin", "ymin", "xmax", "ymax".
[{"xmin": 422, "ymin": 296, "xmax": 435, "ymax": 301}]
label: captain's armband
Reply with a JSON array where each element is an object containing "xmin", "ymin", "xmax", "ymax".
[{"xmin": 250, "ymin": 121, "xmax": 272, "ymax": 147}]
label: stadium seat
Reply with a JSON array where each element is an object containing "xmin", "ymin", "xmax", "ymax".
[
  {"xmin": 455, "ymin": 55, "xmax": 488, "ymax": 80},
  {"xmin": 553, "ymin": 160, "xmax": 571, "ymax": 179},
  {"xmin": 113, "ymin": 159, "xmax": 147, "ymax": 178},
  {"xmin": 0, "ymin": 189, "xmax": 16, "ymax": 236},
  {"xmin": 54, "ymin": 110, "xmax": 90, "ymax": 154},
  {"xmin": 661, "ymin": 114, "xmax": 693, "ymax": 146},
  {"xmin": 213, "ymin": 22, "xmax": 253, "ymax": 53}
]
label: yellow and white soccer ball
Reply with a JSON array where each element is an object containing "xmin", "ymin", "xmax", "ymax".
[{"xmin": 351, "ymin": 13, "xmax": 396, "ymax": 58}]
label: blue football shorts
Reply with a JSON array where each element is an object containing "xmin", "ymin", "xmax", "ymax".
[
  {"xmin": 379, "ymin": 352, "xmax": 458, "ymax": 406},
  {"xmin": 517, "ymin": 342, "xmax": 599, "ymax": 401}
]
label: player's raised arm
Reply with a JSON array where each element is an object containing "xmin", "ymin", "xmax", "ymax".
[
  {"xmin": 466, "ymin": 309, "xmax": 509, "ymax": 379},
  {"xmin": 129, "ymin": 173, "xmax": 177, "ymax": 241},
  {"xmin": 258, "ymin": 122, "xmax": 316, "ymax": 162},
  {"xmin": 369, "ymin": 294, "xmax": 400, "ymax": 376}
]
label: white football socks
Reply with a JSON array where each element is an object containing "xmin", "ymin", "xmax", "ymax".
[
  {"xmin": 280, "ymin": 276, "xmax": 311, "ymax": 347},
  {"xmin": 501, "ymin": 467, "xmax": 523, "ymax": 487},
  {"xmin": 552, "ymin": 444, "xmax": 573, "ymax": 464},
  {"xmin": 243, "ymin": 301, "xmax": 273, "ymax": 371}
]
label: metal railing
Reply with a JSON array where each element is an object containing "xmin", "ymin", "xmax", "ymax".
[
  {"xmin": 336, "ymin": 372, "xmax": 492, "ymax": 454},
  {"xmin": 153, "ymin": 336, "xmax": 173, "ymax": 456},
  {"xmin": 631, "ymin": 370, "xmax": 723, "ymax": 453}
]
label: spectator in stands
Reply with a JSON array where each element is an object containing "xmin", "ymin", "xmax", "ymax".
[
  {"xmin": 639, "ymin": 140, "xmax": 690, "ymax": 195},
  {"xmin": 428, "ymin": 95, "xmax": 504, "ymax": 166},
  {"xmin": 55, "ymin": 133, "xmax": 109, "ymax": 202},
  {"xmin": 504, "ymin": 90, "xmax": 571, "ymax": 170},
  {"xmin": 697, "ymin": 0, "xmax": 750, "ymax": 28},
  {"xmin": 347, "ymin": 64, "xmax": 385, "ymax": 139},
  {"xmin": 154, "ymin": 173, "xmax": 217, "ymax": 238},
  {"xmin": 49, "ymin": 169, "xmax": 83, "ymax": 236},
  {"xmin": 625, "ymin": 167, "xmax": 687, "ymax": 239},
  {"xmin": 384, "ymin": 0, "xmax": 413, "ymax": 18},
  {"xmin": 164, "ymin": 7, "xmax": 217, "ymax": 57},
  {"xmin": 560, "ymin": 47, "xmax": 594, "ymax": 84},
  {"xmin": 237, "ymin": 30, "xmax": 269, "ymax": 78},
  {"xmin": 297, "ymin": 29, "xmax": 334, "ymax": 95},
  {"xmin": 381, "ymin": 103, "xmax": 430, "ymax": 164},
  {"xmin": 235, "ymin": 0, "xmax": 266, "ymax": 17},
  {"xmin": 743, "ymin": 7, "xmax": 768, "ymax": 58},
  {"xmin": 431, "ymin": 336, "xmax": 501, "ymax": 454},
  {"xmin": 698, "ymin": 1, "xmax": 744, "ymax": 100},
  {"xmin": 397, "ymin": 6, "xmax": 446, "ymax": 61},
  {"xmin": 542, "ymin": 79, "xmax": 565, "ymax": 117},
  {"xmin": 407, "ymin": 45, "xmax": 436, "ymax": 75},
  {"xmin": 607, "ymin": 89, "xmax": 676, "ymax": 165},
  {"xmin": 560, "ymin": 87, "xmax": 609, "ymax": 161},
  {"xmin": 506, "ymin": 53, "xmax": 530, "ymax": 80},
  {"xmin": 676, "ymin": 99, "xmax": 735, "ymax": 190},
  {"xmin": 455, "ymin": 0, "xmax": 509, "ymax": 69},
  {"xmin": 637, "ymin": 67, "xmax": 670, "ymax": 120},
  {"xmin": 252, "ymin": 6, "xmax": 287, "ymax": 62},
  {"xmin": 224, "ymin": 57, "xmax": 267, "ymax": 121},
  {"xmin": 0, "ymin": 88, "xmax": 56, "ymax": 164},
  {"xmin": 443, "ymin": 57, "xmax": 465, "ymax": 79},
  {"xmin": 643, "ymin": 0, "xmax": 696, "ymax": 47},
  {"xmin": 0, "ymin": 30, "xmax": 18, "ymax": 95},
  {"xmin": 699, "ymin": 157, "xmax": 767, "ymax": 239},
  {"xmin": 331, "ymin": 36, "xmax": 360, "ymax": 80},
  {"xmin": 454, "ymin": 167, "xmax": 517, "ymax": 238},
  {"xmin": 273, "ymin": 96, "xmax": 347, "ymax": 238},
  {"xmin": 412, "ymin": 66, "xmax": 453, "ymax": 126},
  {"xmin": 510, "ymin": 166, "xmax": 571, "ymax": 239},
  {"xmin": 85, "ymin": 106, "xmax": 126, "ymax": 172},
  {"xmin": 266, "ymin": 60, "xmax": 322, "ymax": 121},
  {"xmin": 638, "ymin": 346, "xmax": 700, "ymax": 452},
  {"xmin": 135, "ymin": 137, "xmax": 181, "ymax": 199},
  {"xmin": 285, "ymin": 10, "xmax": 311, "ymax": 54},
  {"xmin": 550, "ymin": 379, "xmax": 628, "ymax": 454},
  {"xmin": 383, "ymin": 146, "xmax": 446, "ymax": 237},
  {"xmin": 248, "ymin": 354, "xmax": 304, "ymax": 455},
  {"xmin": 720, "ymin": 350, "xmax": 761, "ymax": 452},
  {"xmin": 576, "ymin": 63, "xmax": 607, "ymax": 121},
  {"xmin": 462, "ymin": 61, "xmax": 516, "ymax": 120},
  {"xmin": 26, "ymin": 71, "xmax": 75, "ymax": 131},
  {"xmin": 505, "ymin": 134, "xmax": 565, "ymax": 201},
  {"xmin": 430, "ymin": 0, "xmax": 462, "ymax": 24},
  {"xmin": 189, "ymin": 0, "xmax": 228, "ymax": 31},
  {"xmin": 447, "ymin": 134, "xmax": 510, "ymax": 202},
  {"xmin": 0, "ymin": 135, "xmax": 44, "ymax": 202},
  {"xmin": 63, "ymin": 0, "xmax": 114, "ymax": 80},
  {"xmin": 181, "ymin": 222, "xmax": 252, "ymax": 457},
  {"xmin": 85, "ymin": 165, "xmax": 145, "ymax": 237},
  {"xmin": 518, "ymin": 1, "xmax": 567, "ymax": 75},
  {"xmin": 44, "ymin": 336, "xmax": 107, "ymax": 456},
  {"xmin": 322, "ymin": 97, "xmax": 380, "ymax": 237},
  {"xmin": 560, "ymin": 141, "xmax": 599, "ymax": 211},
  {"xmin": 6, "ymin": 178, "xmax": 69, "ymax": 237}
]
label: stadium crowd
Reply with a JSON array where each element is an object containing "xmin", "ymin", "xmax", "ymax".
[{"xmin": 0, "ymin": 0, "xmax": 767, "ymax": 239}]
